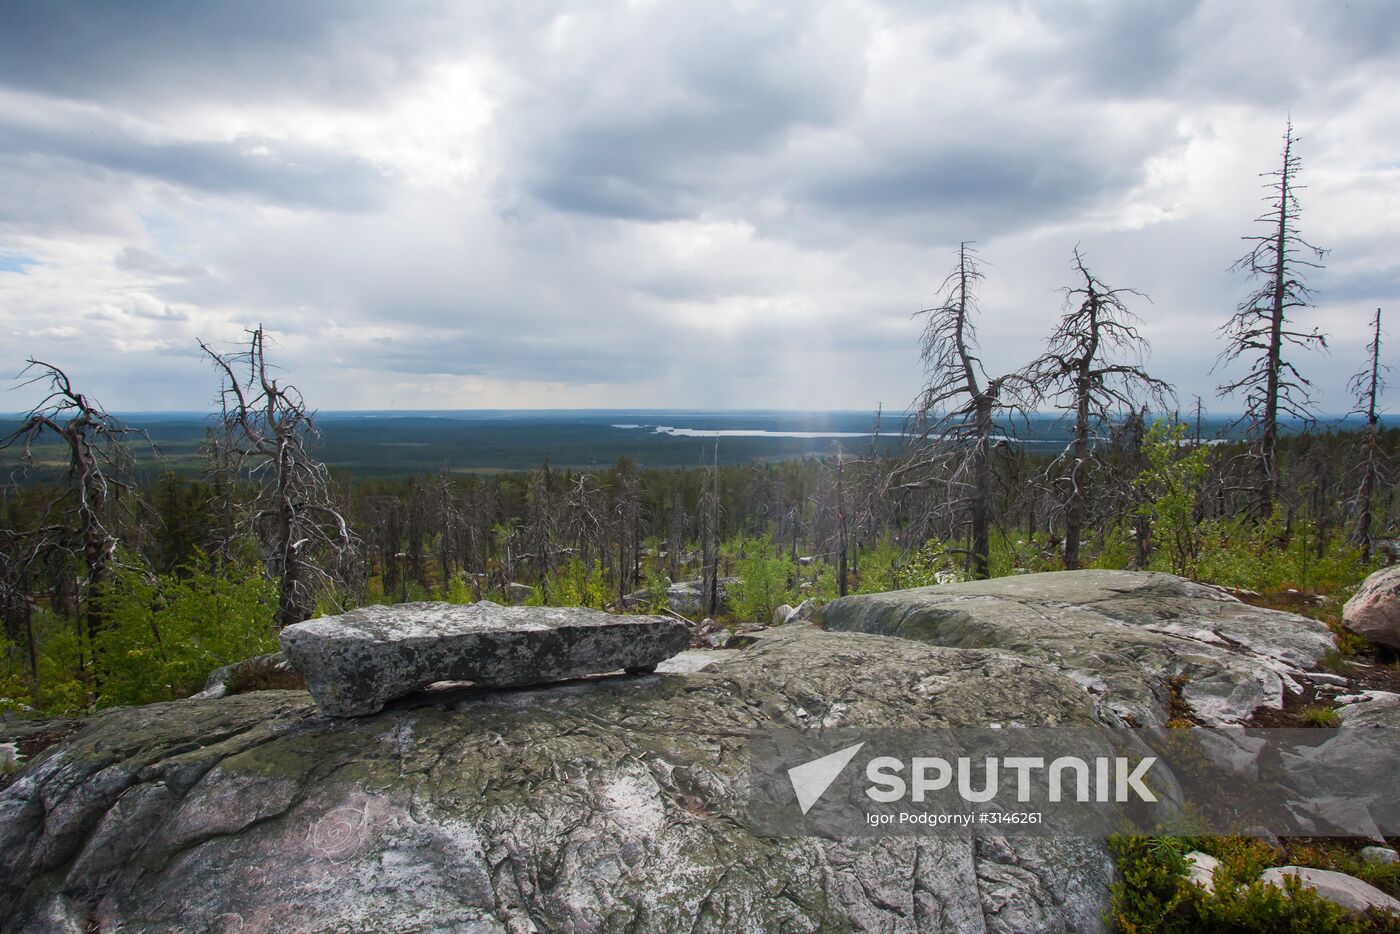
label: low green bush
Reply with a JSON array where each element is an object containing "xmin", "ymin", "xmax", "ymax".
[
  {"xmin": 727, "ymin": 537, "xmax": 797, "ymax": 622},
  {"xmin": 1108, "ymin": 835, "xmax": 1395, "ymax": 932}
]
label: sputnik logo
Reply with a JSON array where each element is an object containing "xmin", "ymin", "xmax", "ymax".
[{"xmin": 787, "ymin": 742, "xmax": 865, "ymax": 815}]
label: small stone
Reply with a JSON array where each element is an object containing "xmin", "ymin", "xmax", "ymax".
[
  {"xmin": 1259, "ymin": 866, "xmax": 1400, "ymax": 915},
  {"xmin": 704, "ymin": 630, "xmax": 732, "ymax": 649},
  {"xmin": 771, "ymin": 604, "xmax": 794, "ymax": 626},
  {"xmin": 281, "ymin": 602, "xmax": 691, "ymax": 717},
  {"xmin": 1361, "ymin": 846, "xmax": 1399, "ymax": 866},
  {"xmin": 788, "ymin": 599, "xmax": 815, "ymax": 623},
  {"xmin": 1303, "ymin": 672, "xmax": 1349, "ymax": 687},
  {"xmin": 1185, "ymin": 851, "xmax": 1220, "ymax": 894}
]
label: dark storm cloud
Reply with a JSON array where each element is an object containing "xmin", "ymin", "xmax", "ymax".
[
  {"xmin": 371, "ymin": 329, "xmax": 666, "ymax": 384},
  {"xmin": 1025, "ymin": 0, "xmax": 1203, "ymax": 98},
  {"xmin": 0, "ymin": 121, "xmax": 389, "ymax": 210},
  {"xmin": 800, "ymin": 143, "xmax": 1143, "ymax": 227},
  {"xmin": 509, "ymin": 3, "xmax": 863, "ymax": 221},
  {"xmin": 0, "ymin": 0, "xmax": 447, "ymax": 105}
]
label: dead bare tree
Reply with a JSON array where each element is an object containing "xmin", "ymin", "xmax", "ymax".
[
  {"xmin": 565, "ymin": 472, "xmax": 607, "ymax": 573},
  {"xmin": 200, "ymin": 424, "xmax": 240, "ymax": 567},
  {"xmin": 368, "ymin": 495, "xmax": 405, "ymax": 602},
  {"xmin": 1217, "ymin": 121, "xmax": 1328, "ymax": 519},
  {"xmin": 1030, "ymin": 249, "xmax": 1172, "ymax": 569},
  {"xmin": 893, "ymin": 243, "xmax": 1030, "ymax": 579},
  {"xmin": 831, "ymin": 447, "xmax": 853, "ymax": 595},
  {"xmin": 1, "ymin": 362, "xmax": 148, "ymax": 671},
  {"xmin": 1349, "ymin": 308, "xmax": 1390, "ymax": 560},
  {"xmin": 609, "ymin": 457, "xmax": 645, "ymax": 600},
  {"xmin": 701, "ymin": 441, "xmax": 721, "ymax": 615},
  {"xmin": 523, "ymin": 461, "xmax": 558, "ymax": 600},
  {"xmin": 665, "ymin": 491, "xmax": 686, "ymax": 583},
  {"xmin": 432, "ymin": 470, "xmax": 464, "ymax": 596},
  {"xmin": 0, "ymin": 524, "xmax": 43, "ymax": 700},
  {"xmin": 200, "ymin": 327, "xmax": 358, "ymax": 626}
]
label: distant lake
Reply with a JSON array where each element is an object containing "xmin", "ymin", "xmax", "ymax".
[{"xmin": 0, "ymin": 409, "xmax": 1382, "ymax": 476}]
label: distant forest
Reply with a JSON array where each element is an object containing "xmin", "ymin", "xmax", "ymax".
[{"xmin": 0, "ymin": 123, "xmax": 1395, "ymax": 715}]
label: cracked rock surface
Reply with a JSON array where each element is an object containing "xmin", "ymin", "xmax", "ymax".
[
  {"xmin": 822, "ymin": 570, "xmax": 1335, "ymax": 726},
  {"xmin": 280, "ymin": 602, "xmax": 691, "ymax": 716},
  {"xmin": 1, "ymin": 624, "xmax": 1113, "ymax": 933}
]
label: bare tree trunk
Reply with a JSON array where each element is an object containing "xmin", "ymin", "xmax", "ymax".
[
  {"xmin": 970, "ymin": 399, "xmax": 991, "ymax": 579},
  {"xmin": 1218, "ymin": 123, "xmax": 1326, "ymax": 521},
  {"xmin": 1352, "ymin": 308, "xmax": 1385, "ymax": 561}
]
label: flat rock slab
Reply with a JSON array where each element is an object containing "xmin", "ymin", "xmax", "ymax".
[
  {"xmin": 822, "ymin": 570, "xmax": 1335, "ymax": 726},
  {"xmin": 280, "ymin": 602, "xmax": 690, "ymax": 716}
]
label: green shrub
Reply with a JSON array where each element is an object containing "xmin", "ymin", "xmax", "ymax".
[
  {"xmin": 1108, "ymin": 835, "xmax": 1387, "ymax": 932},
  {"xmin": 642, "ymin": 569, "xmax": 671, "ymax": 612},
  {"xmin": 523, "ymin": 559, "xmax": 610, "ymax": 609},
  {"xmin": 1136, "ymin": 420, "xmax": 1210, "ymax": 578},
  {"xmin": 1300, "ymin": 705, "xmax": 1342, "ymax": 728},
  {"xmin": 92, "ymin": 560, "xmax": 279, "ymax": 709},
  {"xmin": 442, "ymin": 573, "xmax": 476, "ymax": 604},
  {"xmin": 1189, "ymin": 511, "xmax": 1378, "ymax": 596},
  {"xmin": 854, "ymin": 538, "xmax": 961, "ymax": 594},
  {"xmin": 728, "ymin": 537, "xmax": 796, "ymax": 622},
  {"xmin": 2, "ymin": 557, "xmax": 280, "ymax": 715}
]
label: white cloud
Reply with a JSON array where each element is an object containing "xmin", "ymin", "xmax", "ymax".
[{"xmin": 0, "ymin": 0, "xmax": 1395, "ymax": 415}]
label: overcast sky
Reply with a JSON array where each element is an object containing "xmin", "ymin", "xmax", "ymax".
[{"xmin": 0, "ymin": 1, "xmax": 1395, "ymax": 415}]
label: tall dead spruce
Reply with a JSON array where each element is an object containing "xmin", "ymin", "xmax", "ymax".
[
  {"xmin": 1217, "ymin": 122, "xmax": 1328, "ymax": 519},
  {"xmin": 1, "ymin": 362, "xmax": 147, "ymax": 684},
  {"xmin": 1349, "ymin": 308, "xmax": 1390, "ymax": 560},
  {"xmin": 1031, "ymin": 249, "xmax": 1171, "ymax": 570},
  {"xmin": 896, "ymin": 243, "xmax": 1028, "ymax": 579},
  {"xmin": 200, "ymin": 327, "xmax": 358, "ymax": 626}
]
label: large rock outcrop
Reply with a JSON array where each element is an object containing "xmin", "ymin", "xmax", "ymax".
[
  {"xmin": 822, "ymin": 570, "xmax": 1336, "ymax": 726},
  {"xmin": 1343, "ymin": 565, "xmax": 1400, "ymax": 649},
  {"xmin": 0, "ymin": 624, "xmax": 1113, "ymax": 933}
]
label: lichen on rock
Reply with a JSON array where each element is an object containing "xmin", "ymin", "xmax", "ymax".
[{"xmin": 1, "ymin": 623, "xmax": 1114, "ymax": 932}]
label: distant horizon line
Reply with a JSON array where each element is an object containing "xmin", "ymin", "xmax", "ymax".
[{"xmin": 1, "ymin": 407, "xmax": 1383, "ymax": 420}]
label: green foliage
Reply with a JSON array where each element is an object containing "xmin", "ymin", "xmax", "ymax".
[
  {"xmin": 808, "ymin": 563, "xmax": 839, "ymax": 602},
  {"xmin": 3, "ymin": 560, "xmax": 278, "ymax": 716},
  {"xmin": 92, "ymin": 560, "xmax": 279, "ymax": 709},
  {"xmin": 1089, "ymin": 522, "xmax": 1136, "ymax": 572},
  {"xmin": 854, "ymin": 538, "xmax": 962, "ymax": 594},
  {"xmin": 543, "ymin": 558, "xmax": 611, "ymax": 609},
  {"xmin": 1, "ymin": 616, "xmax": 87, "ymax": 716},
  {"xmin": 443, "ymin": 573, "xmax": 476, "ymax": 605},
  {"xmin": 1277, "ymin": 841, "xmax": 1400, "ymax": 901},
  {"xmin": 987, "ymin": 531, "xmax": 1063, "ymax": 578},
  {"xmin": 1108, "ymin": 835, "xmax": 1390, "ymax": 933},
  {"xmin": 1136, "ymin": 420, "xmax": 1211, "ymax": 578},
  {"xmin": 1300, "ymin": 705, "xmax": 1342, "ymax": 728},
  {"xmin": 853, "ymin": 539, "xmax": 904, "ymax": 594},
  {"xmin": 642, "ymin": 569, "xmax": 671, "ymax": 612},
  {"xmin": 728, "ymin": 537, "xmax": 796, "ymax": 622},
  {"xmin": 1189, "ymin": 511, "xmax": 1378, "ymax": 595}
]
